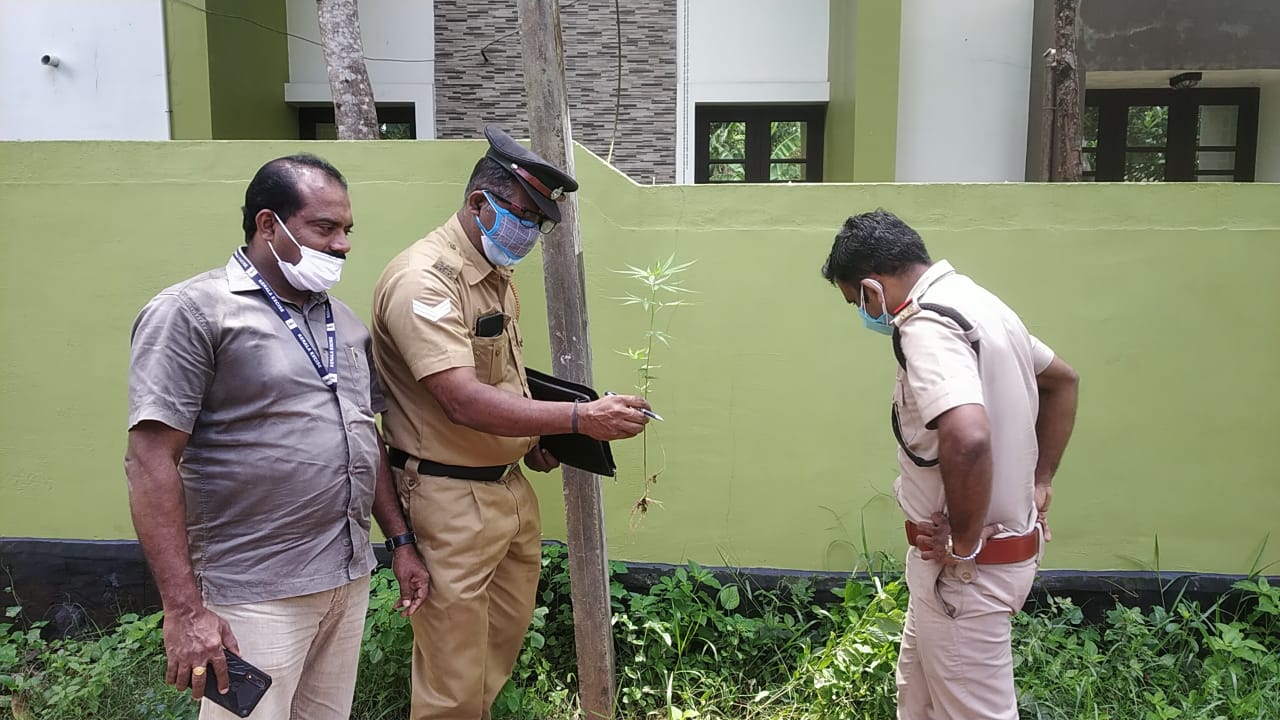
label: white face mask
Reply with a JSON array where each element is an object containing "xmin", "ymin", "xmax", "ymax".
[{"xmin": 268, "ymin": 212, "xmax": 344, "ymax": 292}]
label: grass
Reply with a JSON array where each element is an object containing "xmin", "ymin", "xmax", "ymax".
[{"xmin": 3, "ymin": 547, "xmax": 1278, "ymax": 720}]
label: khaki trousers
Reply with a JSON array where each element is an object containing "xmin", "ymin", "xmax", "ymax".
[
  {"xmin": 396, "ymin": 462, "xmax": 543, "ymax": 720},
  {"xmin": 896, "ymin": 549, "xmax": 1037, "ymax": 720},
  {"xmin": 200, "ymin": 575, "xmax": 370, "ymax": 720}
]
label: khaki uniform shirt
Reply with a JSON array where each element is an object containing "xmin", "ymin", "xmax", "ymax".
[
  {"xmin": 127, "ymin": 253, "xmax": 383, "ymax": 605},
  {"xmin": 890, "ymin": 260, "xmax": 1055, "ymax": 534},
  {"xmin": 371, "ymin": 215, "xmax": 535, "ymax": 466}
]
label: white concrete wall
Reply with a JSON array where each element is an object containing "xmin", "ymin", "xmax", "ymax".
[
  {"xmin": 0, "ymin": 0, "xmax": 170, "ymax": 140},
  {"xmin": 1255, "ymin": 81, "xmax": 1280, "ymax": 182},
  {"xmin": 676, "ymin": 0, "xmax": 831, "ymax": 183},
  {"xmin": 895, "ymin": 0, "xmax": 1034, "ymax": 182},
  {"xmin": 285, "ymin": 0, "xmax": 436, "ymax": 137}
]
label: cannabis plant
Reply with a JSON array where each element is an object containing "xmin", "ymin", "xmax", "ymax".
[{"xmin": 613, "ymin": 254, "xmax": 696, "ymax": 525}]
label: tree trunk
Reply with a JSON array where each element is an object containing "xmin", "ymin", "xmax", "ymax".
[
  {"xmin": 516, "ymin": 2, "xmax": 616, "ymax": 718},
  {"xmin": 1049, "ymin": 0, "xmax": 1082, "ymax": 181},
  {"xmin": 315, "ymin": 0, "xmax": 378, "ymax": 140}
]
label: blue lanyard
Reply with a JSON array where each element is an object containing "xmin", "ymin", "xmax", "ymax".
[{"xmin": 233, "ymin": 249, "xmax": 337, "ymax": 390}]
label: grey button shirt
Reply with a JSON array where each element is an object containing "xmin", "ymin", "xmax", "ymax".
[{"xmin": 128, "ymin": 252, "xmax": 385, "ymax": 605}]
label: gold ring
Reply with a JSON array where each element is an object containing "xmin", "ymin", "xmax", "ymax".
[{"xmin": 192, "ymin": 666, "xmax": 206, "ymax": 677}]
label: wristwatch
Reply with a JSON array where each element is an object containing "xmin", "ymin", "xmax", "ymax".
[{"xmin": 384, "ymin": 531, "xmax": 417, "ymax": 553}]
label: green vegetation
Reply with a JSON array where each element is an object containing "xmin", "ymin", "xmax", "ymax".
[
  {"xmin": 707, "ymin": 121, "xmax": 807, "ymax": 182},
  {"xmin": 1083, "ymin": 104, "xmax": 1171, "ymax": 182},
  {"xmin": 3, "ymin": 549, "xmax": 1278, "ymax": 719}
]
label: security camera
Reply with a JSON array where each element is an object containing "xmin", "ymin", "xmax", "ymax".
[{"xmin": 41, "ymin": 54, "xmax": 60, "ymax": 67}]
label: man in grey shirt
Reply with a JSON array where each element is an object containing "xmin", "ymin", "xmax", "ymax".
[{"xmin": 125, "ymin": 154, "xmax": 429, "ymax": 719}]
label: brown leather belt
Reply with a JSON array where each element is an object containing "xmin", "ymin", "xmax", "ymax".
[
  {"xmin": 387, "ymin": 448, "xmax": 509, "ymax": 482},
  {"xmin": 905, "ymin": 520, "xmax": 1040, "ymax": 565}
]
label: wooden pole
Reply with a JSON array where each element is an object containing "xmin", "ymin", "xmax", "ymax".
[{"xmin": 515, "ymin": 1, "xmax": 616, "ymax": 718}]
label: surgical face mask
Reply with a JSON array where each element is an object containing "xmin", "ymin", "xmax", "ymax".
[
  {"xmin": 858, "ymin": 280, "xmax": 894, "ymax": 336},
  {"xmin": 475, "ymin": 191, "xmax": 542, "ymax": 267},
  {"xmin": 268, "ymin": 212, "xmax": 344, "ymax": 292}
]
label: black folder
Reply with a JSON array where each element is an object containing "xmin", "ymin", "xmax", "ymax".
[{"xmin": 525, "ymin": 368, "xmax": 617, "ymax": 477}]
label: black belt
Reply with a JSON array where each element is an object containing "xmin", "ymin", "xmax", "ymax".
[{"xmin": 387, "ymin": 448, "xmax": 510, "ymax": 482}]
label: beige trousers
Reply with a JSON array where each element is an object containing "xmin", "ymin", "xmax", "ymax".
[
  {"xmin": 896, "ymin": 549, "xmax": 1037, "ymax": 720},
  {"xmin": 200, "ymin": 575, "xmax": 370, "ymax": 720},
  {"xmin": 396, "ymin": 462, "xmax": 543, "ymax": 720}
]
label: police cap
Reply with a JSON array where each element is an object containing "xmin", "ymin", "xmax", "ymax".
[{"xmin": 483, "ymin": 124, "xmax": 579, "ymax": 224}]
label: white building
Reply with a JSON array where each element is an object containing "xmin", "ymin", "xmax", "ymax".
[{"xmin": 3, "ymin": 0, "xmax": 1278, "ymax": 183}]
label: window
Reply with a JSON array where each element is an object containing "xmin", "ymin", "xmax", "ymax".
[
  {"xmin": 1082, "ymin": 88, "xmax": 1258, "ymax": 182},
  {"xmin": 298, "ymin": 105, "xmax": 416, "ymax": 140},
  {"xmin": 694, "ymin": 105, "xmax": 825, "ymax": 183}
]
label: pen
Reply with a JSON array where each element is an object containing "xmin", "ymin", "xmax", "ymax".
[{"xmin": 604, "ymin": 391, "xmax": 664, "ymax": 421}]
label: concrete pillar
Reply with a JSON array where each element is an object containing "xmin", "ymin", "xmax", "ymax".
[{"xmin": 896, "ymin": 0, "xmax": 1035, "ymax": 181}]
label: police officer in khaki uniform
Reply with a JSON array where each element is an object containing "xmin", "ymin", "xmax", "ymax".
[
  {"xmin": 821, "ymin": 210, "xmax": 1079, "ymax": 719},
  {"xmin": 370, "ymin": 125, "xmax": 651, "ymax": 720}
]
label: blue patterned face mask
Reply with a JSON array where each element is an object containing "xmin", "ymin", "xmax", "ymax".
[
  {"xmin": 476, "ymin": 191, "xmax": 542, "ymax": 267},
  {"xmin": 858, "ymin": 281, "xmax": 894, "ymax": 336}
]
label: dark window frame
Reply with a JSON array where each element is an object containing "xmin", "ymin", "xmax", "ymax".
[
  {"xmin": 694, "ymin": 104, "xmax": 825, "ymax": 184},
  {"xmin": 1083, "ymin": 88, "xmax": 1258, "ymax": 182},
  {"xmin": 298, "ymin": 105, "xmax": 417, "ymax": 140}
]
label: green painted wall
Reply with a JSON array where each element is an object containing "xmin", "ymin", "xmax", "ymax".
[
  {"xmin": 852, "ymin": 0, "xmax": 901, "ymax": 182},
  {"xmin": 824, "ymin": 0, "xmax": 857, "ymax": 182},
  {"xmin": 2, "ymin": 141, "xmax": 1278, "ymax": 576},
  {"xmin": 206, "ymin": 0, "xmax": 297, "ymax": 139},
  {"xmin": 163, "ymin": 0, "xmax": 213, "ymax": 139}
]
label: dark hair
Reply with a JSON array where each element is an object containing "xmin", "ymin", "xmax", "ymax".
[
  {"xmin": 463, "ymin": 156, "xmax": 519, "ymax": 201},
  {"xmin": 241, "ymin": 154, "xmax": 347, "ymax": 241},
  {"xmin": 820, "ymin": 209, "xmax": 932, "ymax": 285}
]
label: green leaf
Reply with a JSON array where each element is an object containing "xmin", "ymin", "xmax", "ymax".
[{"xmin": 717, "ymin": 585, "xmax": 741, "ymax": 611}]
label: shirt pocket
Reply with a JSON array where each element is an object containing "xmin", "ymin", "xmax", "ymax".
[{"xmin": 472, "ymin": 334, "xmax": 507, "ymax": 386}]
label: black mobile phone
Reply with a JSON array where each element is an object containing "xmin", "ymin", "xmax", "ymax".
[
  {"xmin": 203, "ymin": 649, "xmax": 272, "ymax": 718},
  {"xmin": 476, "ymin": 312, "xmax": 505, "ymax": 338}
]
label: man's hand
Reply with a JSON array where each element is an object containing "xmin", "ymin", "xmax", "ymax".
[
  {"xmin": 1035, "ymin": 482, "xmax": 1053, "ymax": 542},
  {"xmin": 914, "ymin": 512, "xmax": 1004, "ymax": 565},
  {"xmin": 579, "ymin": 395, "xmax": 650, "ymax": 441},
  {"xmin": 1032, "ymin": 354, "xmax": 1077, "ymax": 545},
  {"xmin": 163, "ymin": 606, "xmax": 239, "ymax": 699},
  {"xmin": 524, "ymin": 444, "xmax": 560, "ymax": 473},
  {"xmin": 390, "ymin": 548, "xmax": 430, "ymax": 617}
]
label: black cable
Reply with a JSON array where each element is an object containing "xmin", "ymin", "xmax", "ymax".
[
  {"xmin": 169, "ymin": 0, "xmax": 434, "ymax": 63},
  {"xmin": 480, "ymin": 28, "xmax": 522, "ymax": 64},
  {"xmin": 479, "ymin": 0, "xmax": 581, "ymax": 63}
]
